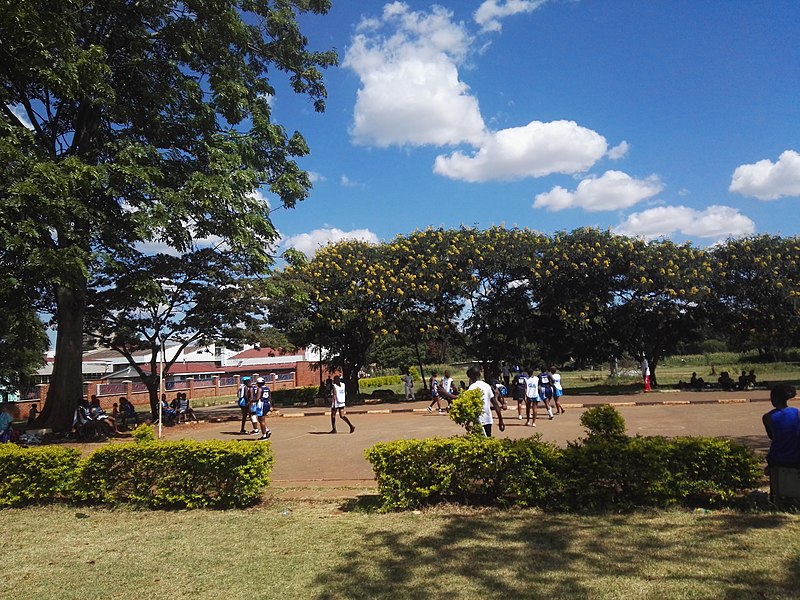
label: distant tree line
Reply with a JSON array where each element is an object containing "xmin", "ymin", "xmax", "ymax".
[{"xmin": 267, "ymin": 228, "xmax": 800, "ymax": 395}]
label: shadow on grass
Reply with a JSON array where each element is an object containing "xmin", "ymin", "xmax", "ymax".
[{"xmin": 312, "ymin": 510, "xmax": 800, "ymax": 599}]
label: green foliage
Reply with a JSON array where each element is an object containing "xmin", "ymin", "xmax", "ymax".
[
  {"xmin": 665, "ymin": 437, "xmax": 763, "ymax": 505},
  {"xmin": 0, "ymin": 445, "xmax": 81, "ymax": 507},
  {"xmin": 580, "ymin": 404, "xmax": 626, "ymax": 438},
  {"xmin": 359, "ymin": 375, "xmax": 403, "ymax": 388},
  {"xmin": 365, "ymin": 436, "xmax": 562, "ymax": 511},
  {"xmin": 77, "ymin": 440, "xmax": 273, "ymax": 509},
  {"xmin": 367, "ymin": 416, "xmax": 761, "ymax": 512},
  {"xmin": 132, "ymin": 423, "xmax": 156, "ymax": 444},
  {"xmin": 448, "ymin": 388, "xmax": 484, "ymax": 433},
  {"xmin": 271, "ymin": 386, "xmax": 318, "ymax": 406}
]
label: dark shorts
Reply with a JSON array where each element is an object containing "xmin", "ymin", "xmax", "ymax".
[
  {"xmin": 540, "ymin": 386, "xmax": 553, "ymax": 399},
  {"xmin": 482, "ymin": 424, "xmax": 492, "ymax": 437}
]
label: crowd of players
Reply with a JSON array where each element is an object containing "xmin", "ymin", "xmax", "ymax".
[{"xmin": 424, "ymin": 365, "xmax": 566, "ymax": 428}]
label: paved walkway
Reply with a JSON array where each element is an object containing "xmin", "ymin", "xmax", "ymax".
[{"xmin": 151, "ymin": 390, "xmax": 774, "ymax": 494}]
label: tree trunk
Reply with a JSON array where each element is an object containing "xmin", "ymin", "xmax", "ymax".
[
  {"xmin": 649, "ymin": 359, "xmax": 659, "ymax": 387},
  {"xmin": 39, "ymin": 282, "xmax": 86, "ymax": 431}
]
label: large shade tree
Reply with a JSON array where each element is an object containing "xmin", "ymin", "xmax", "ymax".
[
  {"xmin": 85, "ymin": 248, "xmax": 270, "ymax": 419},
  {"xmin": 0, "ymin": 0, "xmax": 335, "ymax": 430}
]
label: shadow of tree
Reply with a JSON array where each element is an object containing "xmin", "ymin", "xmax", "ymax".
[{"xmin": 311, "ymin": 510, "xmax": 800, "ymax": 599}]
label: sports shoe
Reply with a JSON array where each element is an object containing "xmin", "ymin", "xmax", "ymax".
[
  {"xmin": 549, "ymin": 415, "xmax": 554, "ymax": 420},
  {"xmin": 260, "ymin": 431, "xmax": 271, "ymax": 440},
  {"xmin": 517, "ymin": 415, "xmax": 523, "ymax": 420},
  {"xmin": 249, "ymin": 429, "xmax": 260, "ymax": 435},
  {"xmin": 426, "ymin": 406, "xmax": 432, "ymax": 413},
  {"xmin": 438, "ymin": 409, "xmax": 446, "ymax": 414},
  {"xmin": 349, "ymin": 425, "xmax": 356, "ymax": 434},
  {"xmin": 238, "ymin": 430, "xmax": 246, "ymax": 435},
  {"xmin": 329, "ymin": 429, "xmax": 337, "ymax": 434}
]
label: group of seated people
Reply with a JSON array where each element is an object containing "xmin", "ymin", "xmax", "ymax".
[
  {"xmin": 679, "ymin": 369, "xmax": 760, "ymax": 391},
  {"xmin": 158, "ymin": 392, "xmax": 199, "ymax": 425},
  {"xmin": 73, "ymin": 395, "xmax": 141, "ymax": 438}
]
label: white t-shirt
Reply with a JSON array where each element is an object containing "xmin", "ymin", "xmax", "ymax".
[
  {"xmin": 332, "ymin": 382, "xmax": 346, "ymax": 408},
  {"xmin": 468, "ymin": 380, "xmax": 494, "ymax": 426},
  {"xmin": 441, "ymin": 377, "xmax": 454, "ymax": 396},
  {"xmin": 525, "ymin": 375, "xmax": 539, "ymax": 399},
  {"xmin": 551, "ymin": 372, "xmax": 562, "ymax": 391}
]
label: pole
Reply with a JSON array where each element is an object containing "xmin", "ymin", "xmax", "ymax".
[{"xmin": 158, "ymin": 338, "xmax": 164, "ymax": 439}]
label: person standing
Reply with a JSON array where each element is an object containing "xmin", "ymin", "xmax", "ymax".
[
  {"xmin": 466, "ymin": 365, "xmax": 505, "ymax": 437},
  {"xmin": 550, "ymin": 366, "xmax": 566, "ymax": 414},
  {"xmin": 402, "ymin": 370, "xmax": 416, "ymax": 401},
  {"xmin": 512, "ymin": 368, "xmax": 528, "ymax": 420},
  {"xmin": 254, "ymin": 377, "xmax": 272, "ymax": 440},
  {"xmin": 501, "ymin": 361, "xmax": 511, "ymax": 390},
  {"xmin": 537, "ymin": 367, "xmax": 556, "ymax": 420},
  {"xmin": 439, "ymin": 370, "xmax": 457, "ymax": 410},
  {"xmin": 762, "ymin": 384, "xmax": 800, "ymax": 468},
  {"xmin": 246, "ymin": 375, "xmax": 262, "ymax": 436},
  {"xmin": 330, "ymin": 375, "xmax": 355, "ymax": 434},
  {"xmin": 524, "ymin": 369, "xmax": 539, "ymax": 427},
  {"xmin": 237, "ymin": 376, "xmax": 251, "ymax": 434},
  {"xmin": 641, "ymin": 356, "xmax": 651, "ymax": 392},
  {"xmin": 426, "ymin": 370, "xmax": 443, "ymax": 413}
]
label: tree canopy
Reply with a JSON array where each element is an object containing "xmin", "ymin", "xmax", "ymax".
[{"xmin": 0, "ymin": 0, "xmax": 335, "ymax": 429}]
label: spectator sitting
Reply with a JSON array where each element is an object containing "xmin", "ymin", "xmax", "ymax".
[
  {"xmin": 762, "ymin": 384, "xmax": 800, "ymax": 468},
  {"xmin": 747, "ymin": 369, "xmax": 758, "ymax": 388},
  {"xmin": 159, "ymin": 395, "xmax": 176, "ymax": 425},
  {"xmin": 718, "ymin": 371, "xmax": 736, "ymax": 391},
  {"xmin": 177, "ymin": 393, "xmax": 199, "ymax": 424},
  {"xmin": 738, "ymin": 370, "xmax": 752, "ymax": 390},
  {"xmin": 118, "ymin": 397, "xmax": 140, "ymax": 429},
  {"xmin": 689, "ymin": 372, "xmax": 706, "ymax": 390},
  {"xmin": 27, "ymin": 403, "xmax": 39, "ymax": 426},
  {"xmin": 0, "ymin": 405, "xmax": 13, "ymax": 443}
]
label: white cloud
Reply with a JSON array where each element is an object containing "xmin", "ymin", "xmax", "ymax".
[
  {"xmin": 729, "ymin": 150, "xmax": 800, "ymax": 200},
  {"xmin": 340, "ymin": 174, "xmax": 364, "ymax": 188},
  {"xmin": 248, "ymin": 188, "xmax": 271, "ymax": 208},
  {"xmin": 9, "ymin": 104, "xmax": 33, "ymax": 129},
  {"xmin": 474, "ymin": 0, "xmax": 547, "ymax": 33},
  {"xmin": 607, "ymin": 140, "xmax": 629, "ymax": 160},
  {"xmin": 282, "ymin": 228, "xmax": 380, "ymax": 258},
  {"xmin": 344, "ymin": 3, "xmax": 486, "ymax": 147},
  {"xmin": 533, "ymin": 170, "xmax": 662, "ymax": 212},
  {"xmin": 434, "ymin": 120, "xmax": 607, "ymax": 182},
  {"xmin": 614, "ymin": 205, "xmax": 755, "ymax": 240},
  {"xmin": 308, "ymin": 171, "xmax": 326, "ymax": 184}
]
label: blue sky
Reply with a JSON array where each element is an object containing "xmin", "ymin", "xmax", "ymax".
[{"xmin": 263, "ymin": 0, "xmax": 800, "ymax": 256}]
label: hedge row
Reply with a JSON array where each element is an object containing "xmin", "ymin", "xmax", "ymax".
[
  {"xmin": 366, "ymin": 406, "xmax": 763, "ymax": 511},
  {"xmin": 0, "ymin": 438, "xmax": 273, "ymax": 509}
]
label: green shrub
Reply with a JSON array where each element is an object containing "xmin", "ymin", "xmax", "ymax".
[
  {"xmin": 132, "ymin": 423, "xmax": 156, "ymax": 444},
  {"xmin": 580, "ymin": 404, "xmax": 626, "ymax": 439},
  {"xmin": 77, "ymin": 440, "xmax": 273, "ymax": 509},
  {"xmin": 448, "ymin": 388, "xmax": 483, "ymax": 433},
  {"xmin": 271, "ymin": 386, "xmax": 318, "ymax": 406},
  {"xmin": 365, "ymin": 436, "xmax": 561, "ymax": 511},
  {"xmin": 0, "ymin": 445, "xmax": 81, "ymax": 507},
  {"xmin": 664, "ymin": 437, "xmax": 763, "ymax": 505},
  {"xmin": 360, "ymin": 375, "xmax": 403, "ymax": 388}
]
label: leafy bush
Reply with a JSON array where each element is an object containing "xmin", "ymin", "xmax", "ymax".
[
  {"xmin": 360, "ymin": 375, "xmax": 403, "ymax": 388},
  {"xmin": 448, "ymin": 388, "xmax": 483, "ymax": 433},
  {"xmin": 0, "ymin": 445, "xmax": 81, "ymax": 507},
  {"xmin": 580, "ymin": 404, "xmax": 626, "ymax": 439},
  {"xmin": 132, "ymin": 423, "xmax": 156, "ymax": 444},
  {"xmin": 365, "ymin": 436, "xmax": 562, "ymax": 511},
  {"xmin": 77, "ymin": 440, "xmax": 273, "ymax": 509},
  {"xmin": 664, "ymin": 437, "xmax": 762, "ymax": 505},
  {"xmin": 271, "ymin": 386, "xmax": 318, "ymax": 406},
  {"xmin": 367, "ymin": 405, "xmax": 762, "ymax": 512}
]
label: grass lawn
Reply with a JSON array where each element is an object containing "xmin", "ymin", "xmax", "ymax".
[{"xmin": 3, "ymin": 502, "xmax": 800, "ymax": 599}]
